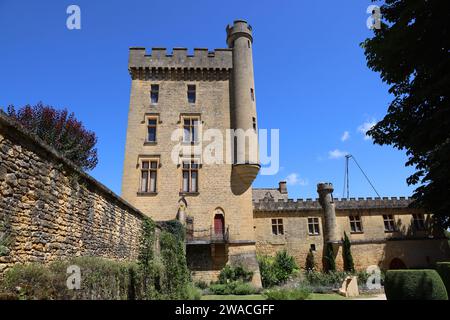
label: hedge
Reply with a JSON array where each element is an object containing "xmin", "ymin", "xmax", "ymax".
[
  {"xmin": 436, "ymin": 262, "xmax": 450, "ymax": 296},
  {"xmin": 385, "ymin": 269, "xmax": 448, "ymax": 300}
]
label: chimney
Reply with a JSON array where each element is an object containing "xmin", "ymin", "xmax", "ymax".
[{"xmin": 279, "ymin": 181, "xmax": 287, "ymax": 194}]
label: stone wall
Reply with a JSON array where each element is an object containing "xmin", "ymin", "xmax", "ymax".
[
  {"xmin": 253, "ymin": 207, "xmax": 450, "ymax": 271},
  {"xmin": 0, "ymin": 112, "xmax": 145, "ymax": 273}
]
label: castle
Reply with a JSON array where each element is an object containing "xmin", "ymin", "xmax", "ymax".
[{"xmin": 121, "ymin": 20, "xmax": 449, "ymax": 285}]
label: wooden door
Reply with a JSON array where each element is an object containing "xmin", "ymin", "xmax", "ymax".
[{"xmin": 214, "ymin": 214, "xmax": 224, "ymax": 235}]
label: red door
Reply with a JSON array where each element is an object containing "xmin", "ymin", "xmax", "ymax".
[
  {"xmin": 389, "ymin": 258, "xmax": 407, "ymax": 270},
  {"xmin": 214, "ymin": 214, "xmax": 224, "ymax": 235}
]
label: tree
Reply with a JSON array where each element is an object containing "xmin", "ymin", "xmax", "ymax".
[
  {"xmin": 6, "ymin": 102, "xmax": 98, "ymax": 170},
  {"xmin": 362, "ymin": 0, "xmax": 450, "ymax": 228},
  {"xmin": 342, "ymin": 232, "xmax": 355, "ymax": 272}
]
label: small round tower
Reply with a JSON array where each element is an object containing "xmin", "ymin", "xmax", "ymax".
[
  {"xmin": 226, "ymin": 20, "xmax": 260, "ymax": 186},
  {"xmin": 317, "ymin": 182, "xmax": 339, "ymax": 243}
]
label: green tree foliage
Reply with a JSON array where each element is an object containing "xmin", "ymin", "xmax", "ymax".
[
  {"xmin": 323, "ymin": 243, "xmax": 336, "ymax": 273},
  {"xmin": 257, "ymin": 255, "xmax": 279, "ymax": 288},
  {"xmin": 362, "ymin": 0, "xmax": 450, "ymax": 228},
  {"xmin": 6, "ymin": 102, "xmax": 98, "ymax": 170},
  {"xmin": 257, "ymin": 250, "xmax": 298, "ymax": 288},
  {"xmin": 342, "ymin": 232, "xmax": 354, "ymax": 272},
  {"xmin": 137, "ymin": 218, "xmax": 192, "ymax": 299},
  {"xmin": 274, "ymin": 250, "xmax": 298, "ymax": 283}
]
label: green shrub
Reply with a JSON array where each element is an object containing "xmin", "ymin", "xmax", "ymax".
[
  {"xmin": 385, "ymin": 270, "xmax": 448, "ymax": 300},
  {"xmin": 2, "ymin": 263, "xmax": 55, "ymax": 300},
  {"xmin": 1, "ymin": 257, "xmax": 139, "ymax": 300},
  {"xmin": 436, "ymin": 262, "xmax": 450, "ymax": 296},
  {"xmin": 209, "ymin": 283, "xmax": 228, "ymax": 295},
  {"xmin": 257, "ymin": 251, "xmax": 298, "ymax": 288},
  {"xmin": 263, "ymin": 286, "xmax": 311, "ymax": 300},
  {"xmin": 184, "ymin": 284, "xmax": 202, "ymax": 300},
  {"xmin": 257, "ymin": 255, "xmax": 278, "ymax": 288},
  {"xmin": 305, "ymin": 270, "xmax": 347, "ymax": 288},
  {"xmin": 194, "ymin": 280, "xmax": 209, "ymax": 290},
  {"xmin": 209, "ymin": 280, "xmax": 256, "ymax": 295},
  {"xmin": 274, "ymin": 250, "xmax": 297, "ymax": 283},
  {"xmin": 218, "ymin": 265, "xmax": 253, "ymax": 284}
]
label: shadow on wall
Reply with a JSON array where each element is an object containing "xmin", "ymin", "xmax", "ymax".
[
  {"xmin": 186, "ymin": 244, "xmax": 228, "ymax": 272},
  {"xmin": 381, "ymin": 215, "xmax": 450, "ymax": 270}
]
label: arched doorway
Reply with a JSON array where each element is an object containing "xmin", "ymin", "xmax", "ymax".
[
  {"xmin": 389, "ymin": 258, "xmax": 407, "ymax": 270},
  {"xmin": 214, "ymin": 214, "xmax": 225, "ymax": 236}
]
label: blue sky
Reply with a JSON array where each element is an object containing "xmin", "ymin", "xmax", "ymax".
[{"xmin": 0, "ymin": 0, "xmax": 415, "ymax": 199}]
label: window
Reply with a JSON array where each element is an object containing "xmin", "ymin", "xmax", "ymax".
[
  {"xmin": 383, "ymin": 215, "xmax": 396, "ymax": 232},
  {"xmin": 187, "ymin": 85, "xmax": 196, "ymax": 103},
  {"xmin": 413, "ymin": 214, "xmax": 425, "ymax": 231},
  {"xmin": 250, "ymin": 88, "xmax": 255, "ymax": 101},
  {"xmin": 147, "ymin": 118, "xmax": 157, "ymax": 142},
  {"xmin": 182, "ymin": 160, "xmax": 199, "ymax": 193},
  {"xmin": 308, "ymin": 217, "xmax": 320, "ymax": 235},
  {"xmin": 248, "ymin": 40, "xmax": 251, "ymax": 48},
  {"xmin": 349, "ymin": 215, "xmax": 363, "ymax": 233},
  {"xmin": 271, "ymin": 218, "xmax": 284, "ymax": 235},
  {"xmin": 310, "ymin": 244, "xmax": 316, "ymax": 252},
  {"xmin": 150, "ymin": 84, "xmax": 159, "ymax": 104},
  {"xmin": 140, "ymin": 160, "xmax": 157, "ymax": 193},
  {"xmin": 183, "ymin": 117, "xmax": 199, "ymax": 143},
  {"xmin": 252, "ymin": 117, "xmax": 256, "ymax": 131}
]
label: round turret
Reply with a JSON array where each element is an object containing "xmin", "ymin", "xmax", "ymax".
[
  {"xmin": 317, "ymin": 182, "xmax": 339, "ymax": 243},
  {"xmin": 226, "ymin": 20, "xmax": 260, "ymax": 188}
]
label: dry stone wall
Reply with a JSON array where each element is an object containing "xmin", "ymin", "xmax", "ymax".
[{"xmin": 0, "ymin": 112, "xmax": 144, "ymax": 273}]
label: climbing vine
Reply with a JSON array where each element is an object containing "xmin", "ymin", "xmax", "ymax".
[{"xmin": 137, "ymin": 218, "xmax": 191, "ymax": 299}]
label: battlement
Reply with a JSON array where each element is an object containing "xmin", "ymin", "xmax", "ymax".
[
  {"xmin": 253, "ymin": 196, "xmax": 415, "ymax": 212},
  {"xmin": 129, "ymin": 47, "xmax": 232, "ymax": 71}
]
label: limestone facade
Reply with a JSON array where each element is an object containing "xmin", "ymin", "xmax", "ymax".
[
  {"xmin": 253, "ymin": 182, "xmax": 450, "ymax": 271},
  {"xmin": 0, "ymin": 112, "xmax": 144, "ymax": 274},
  {"xmin": 121, "ymin": 20, "xmax": 262, "ymax": 286}
]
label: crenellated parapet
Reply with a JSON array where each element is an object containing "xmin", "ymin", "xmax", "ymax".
[
  {"xmin": 128, "ymin": 47, "xmax": 232, "ymax": 80},
  {"xmin": 253, "ymin": 196, "xmax": 414, "ymax": 212}
]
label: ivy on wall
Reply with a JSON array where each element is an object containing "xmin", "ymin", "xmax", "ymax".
[{"xmin": 138, "ymin": 218, "xmax": 191, "ymax": 299}]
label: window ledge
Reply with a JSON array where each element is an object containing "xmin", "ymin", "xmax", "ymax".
[
  {"xmin": 137, "ymin": 192, "xmax": 158, "ymax": 196},
  {"xmin": 181, "ymin": 141, "xmax": 200, "ymax": 146},
  {"xmin": 144, "ymin": 141, "xmax": 157, "ymax": 146},
  {"xmin": 350, "ymin": 231, "xmax": 364, "ymax": 234},
  {"xmin": 179, "ymin": 192, "xmax": 199, "ymax": 197},
  {"xmin": 308, "ymin": 233, "xmax": 321, "ymax": 236}
]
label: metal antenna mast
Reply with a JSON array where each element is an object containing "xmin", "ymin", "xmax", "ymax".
[{"xmin": 342, "ymin": 154, "xmax": 381, "ymax": 199}]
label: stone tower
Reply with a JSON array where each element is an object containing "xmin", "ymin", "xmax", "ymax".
[
  {"xmin": 226, "ymin": 20, "xmax": 260, "ymax": 187},
  {"xmin": 121, "ymin": 20, "xmax": 261, "ymax": 286}
]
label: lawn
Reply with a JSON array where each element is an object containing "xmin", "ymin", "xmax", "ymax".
[
  {"xmin": 201, "ymin": 294, "xmax": 266, "ymax": 300},
  {"xmin": 201, "ymin": 293, "xmax": 378, "ymax": 300},
  {"xmin": 307, "ymin": 293, "xmax": 346, "ymax": 300}
]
